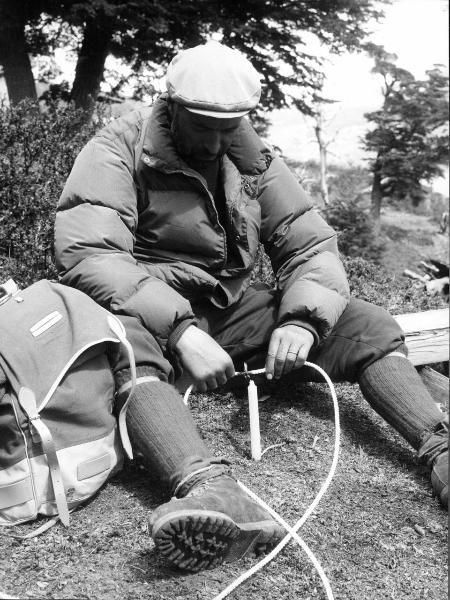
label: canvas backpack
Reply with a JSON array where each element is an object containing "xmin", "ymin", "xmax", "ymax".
[{"xmin": 0, "ymin": 279, "xmax": 137, "ymax": 535}]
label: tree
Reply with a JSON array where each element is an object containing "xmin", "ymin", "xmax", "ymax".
[
  {"xmin": 364, "ymin": 44, "xmax": 449, "ymax": 232},
  {"xmin": 0, "ymin": 0, "xmax": 42, "ymax": 102},
  {"xmin": 1, "ymin": 0, "xmax": 388, "ymax": 114},
  {"xmin": 311, "ymin": 101, "xmax": 341, "ymax": 206}
]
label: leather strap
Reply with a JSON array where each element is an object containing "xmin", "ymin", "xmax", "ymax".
[
  {"xmin": 116, "ymin": 376, "xmax": 160, "ymax": 397},
  {"xmin": 107, "ymin": 316, "xmax": 137, "ymax": 460},
  {"xmin": 18, "ymin": 387, "xmax": 70, "ymax": 527},
  {"xmin": 0, "ymin": 515, "xmax": 60, "ymax": 539}
]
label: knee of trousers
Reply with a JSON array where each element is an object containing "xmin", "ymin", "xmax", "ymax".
[
  {"xmin": 111, "ymin": 314, "xmax": 175, "ymax": 383},
  {"xmin": 313, "ymin": 298, "xmax": 406, "ymax": 383}
]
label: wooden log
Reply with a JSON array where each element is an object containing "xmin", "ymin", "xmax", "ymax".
[
  {"xmin": 418, "ymin": 365, "xmax": 449, "ymax": 409},
  {"xmin": 393, "ymin": 309, "xmax": 449, "ymax": 366}
]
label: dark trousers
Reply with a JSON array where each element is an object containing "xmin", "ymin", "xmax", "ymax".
[{"xmin": 114, "ymin": 284, "xmax": 405, "ymax": 384}]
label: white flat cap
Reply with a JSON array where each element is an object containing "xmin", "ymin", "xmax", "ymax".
[{"xmin": 166, "ymin": 41, "xmax": 261, "ymax": 118}]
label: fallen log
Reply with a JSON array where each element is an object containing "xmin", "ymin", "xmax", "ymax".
[
  {"xmin": 393, "ymin": 310, "xmax": 448, "ymax": 409},
  {"xmin": 393, "ymin": 309, "xmax": 449, "ymax": 366},
  {"xmin": 417, "ymin": 365, "xmax": 449, "ymax": 408}
]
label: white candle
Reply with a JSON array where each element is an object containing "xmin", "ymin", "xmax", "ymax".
[{"xmin": 248, "ymin": 380, "xmax": 262, "ymax": 461}]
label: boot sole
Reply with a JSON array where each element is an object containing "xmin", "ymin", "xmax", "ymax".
[{"xmin": 151, "ymin": 509, "xmax": 284, "ymax": 572}]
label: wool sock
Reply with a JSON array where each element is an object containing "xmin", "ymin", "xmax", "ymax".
[
  {"xmin": 122, "ymin": 380, "xmax": 228, "ymax": 494},
  {"xmin": 358, "ymin": 354, "xmax": 444, "ymax": 450}
]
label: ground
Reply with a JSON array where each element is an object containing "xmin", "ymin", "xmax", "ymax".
[
  {"xmin": 379, "ymin": 205, "xmax": 449, "ymax": 276},
  {"xmin": 1, "ymin": 206, "xmax": 448, "ymax": 600}
]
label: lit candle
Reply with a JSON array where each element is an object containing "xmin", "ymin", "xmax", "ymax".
[{"xmin": 248, "ymin": 380, "xmax": 262, "ymax": 461}]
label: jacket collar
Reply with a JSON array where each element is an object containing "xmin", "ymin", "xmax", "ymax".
[{"xmin": 142, "ymin": 94, "xmax": 189, "ymax": 173}]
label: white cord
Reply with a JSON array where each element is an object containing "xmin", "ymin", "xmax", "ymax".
[
  {"xmin": 183, "ymin": 384, "xmax": 194, "ymax": 405},
  {"xmin": 183, "ymin": 362, "xmax": 340, "ymax": 600}
]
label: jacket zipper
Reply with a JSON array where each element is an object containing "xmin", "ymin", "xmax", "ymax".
[{"xmin": 147, "ymin": 161, "xmax": 229, "ymax": 269}]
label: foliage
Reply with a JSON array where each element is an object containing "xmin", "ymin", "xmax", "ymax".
[
  {"xmin": 342, "ymin": 256, "xmax": 447, "ymax": 313},
  {"xmin": 283, "ymin": 160, "xmax": 380, "ymax": 260},
  {"xmin": 0, "ymin": 99, "xmax": 102, "ymax": 286},
  {"xmin": 3, "ymin": 1, "xmax": 388, "ymax": 114},
  {"xmin": 363, "ymin": 44, "xmax": 449, "ymax": 205},
  {"xmin": 322, "ymin": 198, "xmax": 382, "ymax": 261}
]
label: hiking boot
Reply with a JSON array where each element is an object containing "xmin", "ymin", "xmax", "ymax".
[
  {"xmin": 149, "ymin": 474, "xmax": 285, "ymax": 572},
  {"xmin": 418, "ymin": 421, "xmax": 448, "ymax": 509}
]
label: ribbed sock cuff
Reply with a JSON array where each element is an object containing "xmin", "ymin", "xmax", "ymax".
[
  {"xmin": 359, "ymin": 355, "xmax": 444, "ymax": 450},
  {"xmin": 122, "ymin": 379, "xmax": 228, "ymax": 493}
]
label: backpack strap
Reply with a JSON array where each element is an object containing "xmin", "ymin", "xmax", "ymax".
[
  {"xmin": 18, "ymin": 387, "xmax": 70, "ymax": 527},
  {"xmin": 107, "ymin": 316, "xmax": 137, "ymax": 460},
  {"xmin": 1, "ymin": 514, "xmax": 59, "ymax": 539}
]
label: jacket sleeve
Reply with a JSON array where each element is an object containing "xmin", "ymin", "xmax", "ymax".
[
  {"xmin": 54, "ymin": 136, "xmax": 195, "ymax": 351},
  {"xmin": 258, "ymin": 156, "xmax": 350, "ymax": 342}
]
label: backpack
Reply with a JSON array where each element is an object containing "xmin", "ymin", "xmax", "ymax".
[{"xmin": 0, "ymin": 279, "xmax": 136, "ymax": 535}]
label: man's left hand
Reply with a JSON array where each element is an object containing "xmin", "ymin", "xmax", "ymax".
[{"xmin": 265, "ymin": 325, "xmax": 314, "ymax": 380}]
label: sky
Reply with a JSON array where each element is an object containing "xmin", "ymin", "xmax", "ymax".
[{"xmin": 267, "ymin": 0, "xmax": 449, "ymax": 195}]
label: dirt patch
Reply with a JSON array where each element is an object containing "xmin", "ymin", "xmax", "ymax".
[{"xmin": 1, "ymin": 381, "xmax": 447, "ymax": 600}]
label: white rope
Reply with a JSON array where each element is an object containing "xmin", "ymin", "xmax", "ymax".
[
  {"xmin": 213, "ymin": 362, "xmax": 339, "ymax": 599},
  {"xmin": 183, "ymin": 362, "xmax": 340, "ymax": 600},
  {"xmin": 183, "ymin": 384, "xmax": 194, "ymax": 405}
]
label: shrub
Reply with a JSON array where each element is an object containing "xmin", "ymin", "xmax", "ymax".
[
  {"xmin": 0, "ymin": 100, "xmax": 102, "ymax": 287},
  {"xmin": 284, "ymin": 160, "xmax": 380, "ymax": 260},
  {"xmin": 322, "ymin": 198, "xmax": 383, "ymax": 262},
  {"xmin": 343, "ymin": 256, "xmax": 446, "ymax": 313}
]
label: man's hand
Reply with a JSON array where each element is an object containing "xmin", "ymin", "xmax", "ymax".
[
  {"xmin": 174, "ymin": 325, "xmax": 235, "ymax": 392},
  {"xmin": 265, "ymin": 325, "xmax": 314, "ymax": 380}
]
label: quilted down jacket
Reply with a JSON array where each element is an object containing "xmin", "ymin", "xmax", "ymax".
[{"xmin": 55, "ymin": 95, "xmax": 350, "ymax": 352}]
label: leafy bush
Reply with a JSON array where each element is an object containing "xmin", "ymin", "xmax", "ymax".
[
  {"xmin": 285, "ymin": 160, "xmax": 380, "ymax": 260},
  {"xmin": 0, "ymin": 100, "xmax": 102, "ymax": 287},
  {"xmin": 326, "ymin": 163, "xmax": 372, "ymax": 204},
  {"xmin": 322, "ymin": 198, "xmax": 383, "ymax": 262},
  {"xmin": 343, "ymin": 256, "xmax": 446, "ymax": 313}
]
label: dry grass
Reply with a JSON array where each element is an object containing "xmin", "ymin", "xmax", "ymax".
[{"xmin": 1, "ymin": 379, "xmax": 447, "ymax": 600}]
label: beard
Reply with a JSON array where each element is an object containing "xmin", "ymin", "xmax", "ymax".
[{"xmin": 169, "ymin": 111, "xmax": 223, "ymax": 167}]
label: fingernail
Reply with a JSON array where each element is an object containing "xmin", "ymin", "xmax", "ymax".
[{"xmin": 266, "ymin": 373, "xmax": 273, "ymax": 380}]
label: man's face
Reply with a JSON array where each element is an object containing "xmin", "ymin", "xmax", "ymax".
[{"xmin": 170, "ymin": 103, "xmax": 242, "ymax": 164}]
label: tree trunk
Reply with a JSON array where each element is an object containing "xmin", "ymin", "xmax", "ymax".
[
  {"xmin": 314, "ymin": 112, "xmax": 329, "ymax": 205},
  {"xmin": 318, "ymin": 144, "xmax": 329, "ymax": 206},
  {"xmin": 70, "ymin": 20, "xmax": 113, "ymax": 114},
  {"xmin": 0, "ymin": 0, "xmax": 37, "ymax": 103},
  {"xmin": 370, "ymin": 163, "xmax": 383, "ymax": 236}
]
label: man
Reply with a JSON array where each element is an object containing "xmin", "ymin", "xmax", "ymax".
[{"xmin": 54, "ymin": 42, "xmax": 448, "ymax": 573}]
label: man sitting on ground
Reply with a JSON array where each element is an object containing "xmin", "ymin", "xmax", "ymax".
[{"xmin": 54, "ymin": 41, "xmax": 448, "ymax": 573}]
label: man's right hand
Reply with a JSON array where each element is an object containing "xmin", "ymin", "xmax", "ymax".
[{"xmin": 174, "ymin": 325, "xmax": 235, "ymax": 392}]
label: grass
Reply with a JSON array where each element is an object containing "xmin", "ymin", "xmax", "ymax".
[{"xmin": 1, "ymin": 379, "xmax": 447, "ymax": 600}]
